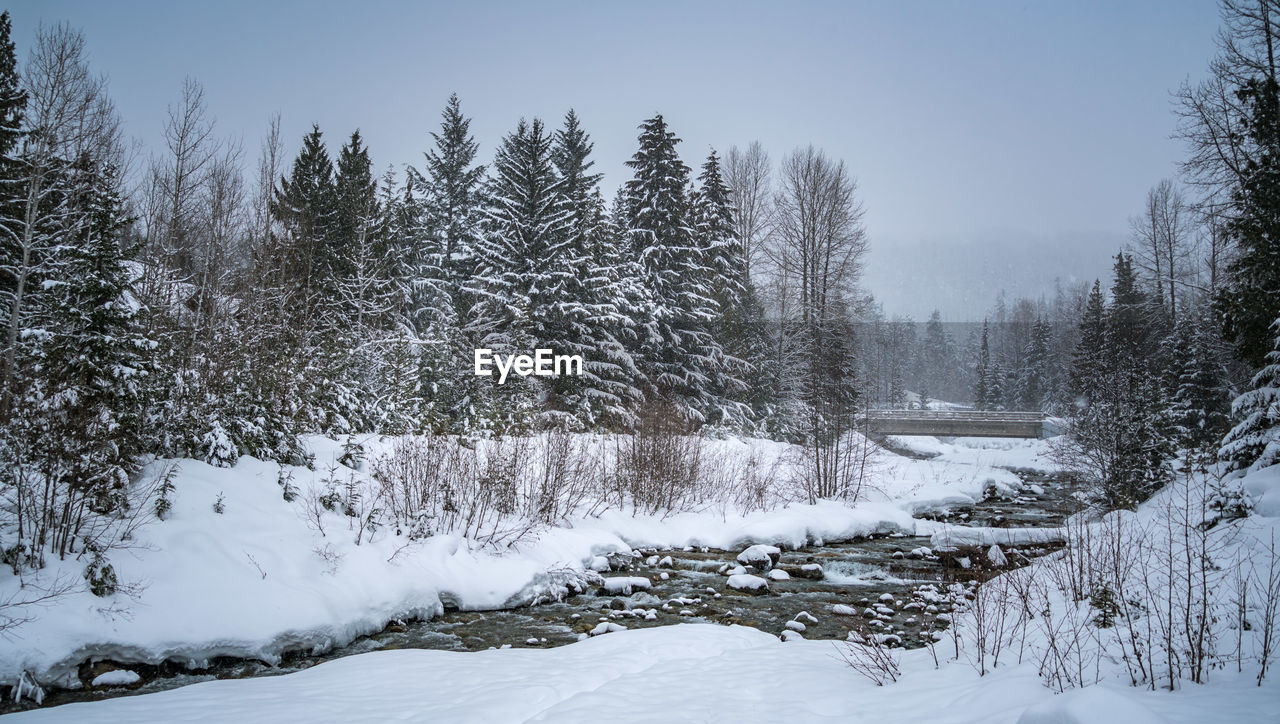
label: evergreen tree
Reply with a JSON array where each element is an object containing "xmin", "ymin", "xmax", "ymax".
[
  {"xmin": 1070, "ymin": 280, "xmax": 1107, "ymax": 404},
  {"xmin": 1165, "ymin": 310, "xmax": 1232, "ymax": 468},
  {"xmin": 1220, "ymin": 313, "xmax": 1280, "ymax": 472},
  {"xmin": 621, "ymin": 114, "xmax": 722, "ymax": 420},
  {"xmin": 273, "ymin": 124, "xmax": 337, "ymax": 305},
  {"xmin": 551, "ymin": 110, "xmax": 642, "ymax": 427},
  {"xmin": 29, "ymin": 159, "xmax": 152, "ymax": 516},
  {"xmin": 1016, "ymin": 318, "xmax": 1052, "ymax": 411},
  {"xmin": 973, "ymin": 320, "xmax": 991, "ymax": 409},
  {"xmin": 1218, "ymin": 77, "xmax": 1280, "ymax": 370},
  {"xmin": 691, "ymin": 149, "xmax": 756, "ymax": 426}
]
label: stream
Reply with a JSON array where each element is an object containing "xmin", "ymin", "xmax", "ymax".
[{"xmin": 6, "ymin": 466, "xmax": 1080, "ymax": 713}]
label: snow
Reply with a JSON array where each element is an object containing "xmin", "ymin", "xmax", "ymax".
[
  {"xmin": 1016, "ymin": 685, "xmax": 1163, "ymax": 724},
  {"xmin": 735, "ymin": 543, "xmax": 780, "ymax": 565},
  {"xmin": 726, "ymin": 573, "xmax": 769, "ymax": 592},
  {"xmin": 7, "ymin": 624, "xmax": 1274, "ymax": 723},
  {"xmin": 7, "ymin": 432, "xmax": 1279, "ymax": 723},
  {"xmin": 767, "ymin": 568, "xmax": 790, "ymax": 581},
  {"xmin": 89, "ymin": 670, "xmax": 140, "ymax": 688},
  {"xmin": 602, "ymin": 577, "xmax": 652, "ymax": 595}
]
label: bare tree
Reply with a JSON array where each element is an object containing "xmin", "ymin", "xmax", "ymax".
[
  {"xmin": 771, "ymin": 146, "xmax": 869, "ymax": 499},
  {"xmin": 724, "ymin": 141, "xmax": 772, "ymax": 280},
  {"xmin": 149, "ymin": 77, "xmax": 219, "ymax": 278},
  {"xmin": 1175, "ymin": 1, "xmax": 1279, "ymax": 213},
  {"xmin": 1128, "ymin": 179, "xmax": 1192, "ymax": 320}
]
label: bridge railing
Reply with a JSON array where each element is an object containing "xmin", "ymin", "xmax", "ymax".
[{"xmin": 861, "ymin": 410, "xmax": 1046, "ymax": 423}]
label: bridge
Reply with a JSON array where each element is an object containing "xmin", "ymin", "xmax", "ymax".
[{"xmin": 861, "ymin": 410, "xmax": 1047, "ymax": 438}]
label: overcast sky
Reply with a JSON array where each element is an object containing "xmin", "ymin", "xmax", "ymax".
[{"xmin": 10, "ymin": 1, "xmax": 1222, "ymax": 320}]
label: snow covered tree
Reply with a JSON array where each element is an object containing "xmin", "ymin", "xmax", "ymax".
[
  {"xmin": 691, "ymin": 149, "xmax": 756, "ymax": 426},
  {"xmin": 1221, "ymin": 313, "xmax": 1280, "ymax": 471},
  {"xmin": 1016, "ymin": 318, "xmax": 1052, "ymax": 411},
  {"xmin": 273, "ymin": 124, "xmax": 337, "ymax": 309},
  {"xmin": 1218, "ymin": 76, "xmax": 1280, "ymax": 370},
  {"xmin": 974, "ymin": 320, "xmax": 991, "ymax": 409},
  {"xmin": 29, "ymin": 158, "xmax": 152, "ymax": 521},
  {"xmin": 1070, "ymin": 280, "xmax": 1107, "ymax": 405},
  {"xmin": 407, "ymin": 94, "xmax": 488, "ymax": 431},
  {"xmin": 621, "ymin": 114, "xmax": 722, "ymax": 421},
  {"xmin": 1165, "ymin": 310, "xmax": 1232, "ymax": 468},
  {"xmin": 551, "ymin": 110, "xmax": 643, "ymax": 427}
]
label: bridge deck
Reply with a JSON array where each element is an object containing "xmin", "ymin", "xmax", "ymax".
[{"xmin": 862, "ymin": 410, "xmax": 1046, "ymax": 438}]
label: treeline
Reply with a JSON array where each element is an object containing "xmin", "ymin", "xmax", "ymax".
[
  {"xmin": 1048, "ymin": 0, "xmax": 1280, "ymax": 506},
  {"xmin": 0, "ymin": 17, "xmax": 876, "ymax": 567}
]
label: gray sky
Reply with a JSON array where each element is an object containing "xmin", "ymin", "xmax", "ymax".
[{"xmin": 11, "ymin": 1, "xmax": 1222, "ymax": 320}]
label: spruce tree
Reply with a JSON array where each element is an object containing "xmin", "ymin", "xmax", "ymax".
[
  {"xmin": 691, "ymin": 149, "xmax": 757, "ymax": 426},
  {"xmin": 1218, "ymin": 77, "xmax": 1280, "ymax": 370},
  {"xmin": 622, "ymin": 114, "xmax": 721, "ymax": 421},
  {"xmin": 1165, "ymin": 311, "xmax": 1231, "ymax": 468},
  {"xmin": 974, "ymin": 320, "xmax": 991, "ymax": 409},
  {"xmin": 1220, "ymin": 313, "xmax": 1280, "ymax": 472},
  {"xmin": 552, "ymin": 110, "xmax": 642, "ymax": 427},
  {"xmin": 33, "ymin": 159, "xmax": 152, "ymax": 515},
  {"xmin": 274, "ymin": 124, "xmax": 338, "ymax": 306}
]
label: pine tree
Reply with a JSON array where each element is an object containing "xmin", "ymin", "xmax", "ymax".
[
  {"xmin": 622, "ymin": 114, "xmax": 722, "ymax": 421},
  {"xmin": 1218, "ymin": 77, "xmax": 1280, "ymax": 370},
  {"xmin": 551, "ymin": 110, "xmax": 642, "ymax": 427},
  {"xmin": 273, "ymin": 124, "xmax": 337, "ymax": 306},
  {"xmin": 1221, "ymin": 313, "xmax": 1280, "ymax": 472},
  {"xmin": 1070, "ymin": 280, "xmax": 1107, "ymax": 404},
  {"xmin": 1016, "ymin": 318, "xmax": 1052, "ymax": 411},
  {"xmin": 691, "ymin": 149, "xmax": 756, "ymax": 426},
  {"xmin": 1165, "ymin": 310, "xmax": 1231, "ymax": 468},
  {"xmin": 32, "ymin": 158, "xmax": 152, "ymax": 517},
  {"xmin": 412, "ymin": 94, "xmax": 487, "ymax": 431},
  {"xmin": 974, "ymin": 320, "xmax": 991, "ymax": 409}
]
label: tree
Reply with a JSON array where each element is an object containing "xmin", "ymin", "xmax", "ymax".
[
  {"xmin": 1016, "ymin": 318, "xmax": 1052, "ymax": 411},
  {"xmin": 1165, "ymin": 311, "xmax": 1232, "ymax": 468},
  {"xmin": 1220, "ymin": 313, "xmax": 1280, "ymax": 471},
  {"xmin": 974, "ymin": 320, "xmax": 992, "ymax": 410},
  {"xmin": 692, "ymin": 149, "xmax": 755, "ymax": 426},
  {"xmin": 723, "ymin": 141, "xmax": 771, "ymax": 279},
  {"xmin": 273, "ymin": 124, "xmax": 337, "ymax": 308},
  {"xmin": 1218, "ymin": 76, "xmax": 1280, "ymax": 369},
  {"xmin": 551, "ymin": 110, "xmax": 642, "ymax": 427},
  {"xmin": 622, "ymin": 114, "xmax": 721, "ymax": 420},
  {"xmin": 772, "ymin": 145, "xmax": 868, "ymax": 498},
  {"xmin": 1, "ymin": 23, "xmax": 119, "ymax": 423},
  {"xmin": 1129, "ymin": 179, "xmax": 1192, "ymax": 322}
]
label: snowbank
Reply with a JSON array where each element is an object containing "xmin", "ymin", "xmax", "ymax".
[{"xmin": 6, "ymin": 624, "xmax": 1274, "ymax": 724}]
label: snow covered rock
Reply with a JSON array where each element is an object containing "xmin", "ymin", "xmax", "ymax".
[
  {"xmin": 726, "ymin": 574, "xmax": 770, "ymax": 593},
  {"xmin": 767, "ymin": 569, "xmax": 790, "ymax": 581},
  {"xmin": 588, "ymin": 622, "xmax": 627, "ymax": 637},
  {"xmin": 784, "ymin": 620, "xmax": 806, "ymax": 632},
  {"xmin": 831, "ymin": 604, "xmax": 857, "ymax": 616},
  {"xmin": 90, "ymin": 669, "xmax": 141, "ymax": 688},
  {"xmin": 780, "ymin": 629, "xmax": 803, "ymax": 642},
  {"xmin": 987, "ymin": 544, "xmax": 1008, "ymax": 567},
  {"xmin": 601, "ymin": 577, "xmax": 651, "ymax": 595},
  {"xmin": 735, "ymin": 544, "xmax": 781, "ymax": 569}
]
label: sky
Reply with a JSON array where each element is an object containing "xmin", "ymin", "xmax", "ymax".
[{"xmin": 9, "ymin": 0, "xmax": 1223, "ymax": 320}]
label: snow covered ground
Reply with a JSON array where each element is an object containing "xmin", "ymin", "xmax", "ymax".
[
  {"xmin": 5, "ymin": 623, "xmax": 1274, "ymax": 723},
  {"xmin": 0, "ymin": 433, "xmax": 1047, "ymax": 692},
  {"xmin": 8, "ymin": 432, "xmax": 1277, "ymax": 723}
]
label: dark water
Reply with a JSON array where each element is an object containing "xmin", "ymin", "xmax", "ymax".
[{"xmin": 4, "ymin": 467, "xmax": 1079, "ymax": 713}]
